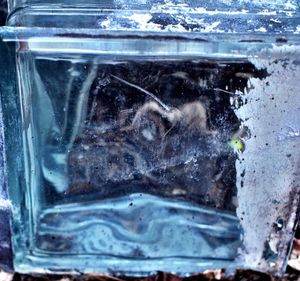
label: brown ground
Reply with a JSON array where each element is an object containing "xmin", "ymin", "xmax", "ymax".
[{"xmin": 7, "ymin": 269, "xmax": 299, "ymax": 281}]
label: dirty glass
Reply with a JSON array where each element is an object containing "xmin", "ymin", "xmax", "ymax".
[{"xmin": 0, "ymin": 0, "xmax": 300, "ymax": 276}]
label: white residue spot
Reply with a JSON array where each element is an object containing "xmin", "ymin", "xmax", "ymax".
[
  {"xmin": 142, "ymin": 129, "xmax": 154, "ymax": 141},
  {"xmin": 202, "ymin": 21, "xmax": 221, "ymax": 32},
  {"xmin": 284, "ymin": 0, "xmax": 298, "ymax": 10},
  {"xmin": 165, "ymin": 23, "xmax": 187, "ymax": 32},
  {"xmin": 0, "ymin": 271, "xmax": 13, "ymax": 281},
  {"xmin": 127, "ymin": 13, "xmax": 152, "ymax": 24},
  {"xmin": 70, "ymin": 70, "xmax": 81, "ymax": 77},
  {"xmin": 0, "ymin": 199, "xmax": 12, "ymax": 210},
  {"xmin": 295, "ymin": 25, "xmax": 300, "ymax": 34},
  {"xmin": 270, "ymin": 18, "xmax": 282, "ymax": 24},
  {"xmin": 254, "ymin": 27, "xmax": 267, "ymax": 32},
  {"xmin": 258, "ymin": 10, "xmax": 277, "ymax": 15},
  {"xmin": 287, "ymin": 127, "xmax": 300, "ymax": 138},
  {"xmin": 126, "ymin": 13, "xmax": 164, "ymax": 31},
  {"xmin": 100, "ymin": 19, "xmax": 112, "ymax": 29},
  {"xmin": 150, "ymin": 3, "xmax": 249, "ymax": 16}
]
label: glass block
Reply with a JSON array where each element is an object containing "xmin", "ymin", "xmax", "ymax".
[{"xmin": 0, "ymin": 0, "xmax": 300, "ymax": 276}]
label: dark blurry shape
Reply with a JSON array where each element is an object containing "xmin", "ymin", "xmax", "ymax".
[
  {"xmin": 11, "ymin": 269, "xmax": 300, "ymax": 281},
  {"xmin": 0, "ymin": 0, "xmax": 7, "ymax": 26},
  {"xmin": 0, "ymin": 209, "xmax": 13, "ymax": 272},
  {"xmin": 288, "ymin": 224, "xmax": 300, "ymax": 272},
  {"xmin": 0, "ymin": 27, "xmax": 13, "ymax": 272}
]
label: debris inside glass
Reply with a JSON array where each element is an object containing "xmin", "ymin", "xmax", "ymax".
[
  {"xmin": 42, "ymin": 60, "xmax": 264, "ymax": 210},
  {"xmin": 18, "ymin": 55, "xmax": 268, "ymax": 264}
]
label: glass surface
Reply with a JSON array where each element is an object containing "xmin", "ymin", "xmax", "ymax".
[
  {"xmin": 1, "ymin": 0, "xmax": 300, "ymax": 276},
  {"xmin": 0, "ymin": 30, "xmax": 298, "ymax": 275},
  {"xmin": 19, "ymin": 38, "xmax": 247, "ymax": 274}
]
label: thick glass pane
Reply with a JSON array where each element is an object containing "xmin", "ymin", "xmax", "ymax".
[
  {"xmin": 18, "ymin": 40, "xmax": 248, "ymax": 272},
  {"xmin": 1, "ymin": 0, "xmax": 300, "ymax": 272},
  {"xmin": 0, "ymin": 32, "xmax": 297, "ymax": 275}
]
